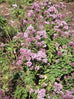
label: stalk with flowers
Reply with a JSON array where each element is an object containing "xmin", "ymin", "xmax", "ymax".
[{"xmin": 0, "ymin": 0, "xmax": 74, "ymax": 99}]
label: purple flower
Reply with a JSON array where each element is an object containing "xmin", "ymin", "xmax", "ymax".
[
  {"xmin": 64, "ymin": 32, "xmax": 69, "ymax": 38},
  {"xmin": 48, "ymin": 6, "xmax": 58, "ymax": 13},
  {"xmin": 14, "ymin": 98, "xmax": 17, "ymax": 99},
  {"xmin": 29, "ymin": 88, "xmax": 34, "ymax": 93},
  {"xmin": 35, "ymin": 89, "xmax": 39, "ymax": 94},
  {"xmin": 26, "ymin": 56, "xmax": 31, "ymax": 61},
  {"xmin": 71, "ymin": 73, "xmax": 74, "ymax": 76},
  {"xmin": 62, "ymin": 14, "xmax": 65, "ymax": 18},
  {"xmin": 55, "ymin": 43, "xmax": 59, "ymax": 48},
  {"xmin": 53, "ymin": 82, "xmax": 63, "ymax": 93},
  {"xmin": 62, "ymin": 45, "xmax": 67, "ymax": 49},
  {"xmin": 36, "ymin": 42, "xmax": 42, "ymax": 47},
  {"xmin": 0, "ymin": 90, "xmax": 3, "ymax": 95},
  {"xmin": 35, "ymin": 35, "xmax": 41, "ymax": 40},
  {"xmin": 53, "ymin": 34, "xmax": 58, "ymax": 38},
  {"xmin": 38, "ymin": 95, "xmax": 43, "ymax": 99},
  {"xmin": 48, "ymin": 96, "xmax": 50, "ymax": 99},
  {"xmin": 47, "ymin": 63, "xmax": 50, "ymax": 65},
  {"xmin": 17, "ymin": 32, "xmax": 23, "ymax": 37},
  {"xmin": 57, "ymin": 51, "xmax": 62, "ymax": 56},
  {"xmin": 63, "ymin": 94, "xmax": 70, "ymax": 99},
  {"xmin": 68, "ymin": 76, "xmax": 71, "ymax": 79},
  {"xmin": 38, "ymin": 89, "xmax": 46, "ymax": 99},
  {"xmin": 44, "ymin": 21, "xmax": 50, "ymax": 24},
  {"xmin": 23, "ymin": 33, "xmax": 28, "ymax": 39},
  {"xmin": 43, "ymin": 83, "xmax": 47, "ymax": 87},
  {"xmin": 67, "ymin": 83, "xmax": 70, "ymax": 86},
  {"xmin": 38, "ymin": 15, "xmax": 43, "ymax": 19},
  {"xmin": 35, "ymin": 66, "xmax": 40, "ymax": 71},
  {"xmin": 40, "ymin": 75, "xmax": 44, "ymax": 78},
  {"xmin": 63, "ymin": 26, "xmax": 68, "ymax": 30},
  {"xmin": 29, "ymin": 21, "xmax": 34, "ymax": 24},
  {"xmin": 57, "ymin": 13, "xmax": 62, "ymax": 18},
  {"xmin": 16, "ymin": 60, "xmax": 23, "ymax": 65},
  {"xmin": 37, "ymin": 30, "xmax": 47, "ymax": 38},
  {"xmin": 19, "ymin": 55, "xmax": 24, "ymax": 60},
  {"xmin": 28, "ymin": 10, "xmax": 34, "ymax": 17},
  {"xmin": 0, "ymin": 43, "xmax": 5, "ymax": 47},
  {"xmin": 12, "ymin": 4, "xmax": 17, "ymax": 8},
  {"xmin": 37, "ymin": 50, "xmax": 47, "ymax": 60},
  {"xmin": 69, "ymin": 42, "xmax": 74, "ymax": 46},
  {"xmin": 62, "ymin": 68, "xmax": 66, "ymax": 71},
  {"xmin": 72, "ymin": 46, "xmax": 74, "ymax": 48},
  {"xmin": 31, "ymin": 53, "xmax": 36, "ymax": 60},
  {"xmin": 23, "ymin": 20, "xmax": 27, "ymax": 24},
  {"xmin": 27, "ymin": 25, "xmax": 34, "ymax": 30},
  {"xmin": 21, "ymin": 43, "xmax": 25, "ymax": 46},
  {"xmin": 42, "ymin": 59, "xmax": 48, "ymax": 63},
  {"xmin": 26, "ymin": 61, "xmax": 32, "ymax": 67},
  {"xmin": 70, "ymin": 62, "xmax": 74, "ymax": 66},
  {"xmin": 30, "ymin": 66, "xmax": 34, "ymax": 70},
  {"xmin": 5, "ymin": 96, "xmax": 10, "ymax": 99}
]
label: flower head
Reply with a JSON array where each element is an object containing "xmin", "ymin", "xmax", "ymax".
[{"xmin": 26, "ymin": 61, "xmax": 32, "ymax": 67}]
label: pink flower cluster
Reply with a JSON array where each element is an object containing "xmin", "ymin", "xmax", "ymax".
[
  {"xmin": 0, "ymin": 43, "xmax": 5, "ymax": 51},
  {"xmin": 48, "ymin": 6, "xmax": 58, "ymax": 14},
  {"xmin": 55, "ymin": 42, "xmax": 68, "ymax": 57},
  {"xmin": 0, "ymin": 90, "xmax": 19, "ymax": 99},
  {"xmin": 27, "ymin": 0, "xmax": 61, "ymax": 27},
  {"xmin": 31, "ymin": 2, "xmax": 40, "ymax": 12},
  {"xmin": 54, "ymin": 20, "xmax": 69, "ymax": 38},
  {"xmin": 12, "ymin": 4, "xmax": 17, "ymax": 8},
  {"xmin": 0, "ymin": 43, "xmax": 5, "ymax": 47},
  {"xmin": 23, "ymin": 0, "xmax": 71, "ymax": 41},
  {"xmin": 35, "ymin": 89, "xmax": 46, "ymax": 99},
  {"xmin": 62, "ymin": 90, "xmax": 74, "ymax": 99},
  {"xmin": 57, "ymin": 51, "xmax": 62, "ymax": 56},
  {"xmin": 37, "ymin": 30, "xmax": 47, "ymax": 38},
  {"xmin": 53, "ymin": 82, "xmax": 63, "ymax": 94},
  {"xmin": 35, "ymin": 66, "xmax": 40, "ymax": 71},
  {"xmin": 23, "ymin": 0, "xmax": 71, "ymax": 47},
  {"xmin": 29, "ymin": 88, "xmax": 34, "ymax": 93},
  {"xmin": 54, "ymin": 2, "xmax": 66, "ymax": 9},
  {"xmin": 69, "ymin": 41, "xmax": 74, "ymax": 48},
  {"xmin": 70, "ymin": 62, "xmax": 74, "ymax": 66},
  {"xmin": 43, "ymin": 6, "xmax": 58, "ymax": 19},
  {"xmin": 17, "ymin": 48, "xmax": 47, "ymax": 66},
  {"xmin": 16, "ymin": 25, "xmax": 48, "ymax": 68}
]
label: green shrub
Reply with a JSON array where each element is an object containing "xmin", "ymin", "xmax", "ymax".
[{"xmin": 0, "ymin": 0, "xmax": 6, "ymax": 4}]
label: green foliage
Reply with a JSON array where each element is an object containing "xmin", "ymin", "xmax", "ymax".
[
  {"xmin": 0, "ymin": 15, "xmax": 17, "ymax": 40},
  {"xmin": 46, "ymin": 40, "xmax": 56, "ymax": 63},
  {"xmin": 0, "ymin": 15, "xmax": 7, "ymax": 34},
  {"xmin": 3, "ymin": 25, "xmax": 18, "ymax": 39},
  {"xmin": 6, "ymin": 0, "xmax": 35, "ymax": 6},
  {"xmin": 55, "ymin": 37, "xmax": 69, "ymax": 46},
  {"xmin": 0, "ymin": 0, "xmax": 74, "ymax": 99},
  {"xmin": 22, "ymin": 0, "xmax": 36, "ymax": 5},
  {"xmin": 0, "ymin": 0, "xmax": 6, "ymax": 4},
  {"xmin": 14, "ymin": 86, "xmax": 28, "ymax": 99},
  {"xmin": 11, "ymin": 7, "xmax": 25, "ymax": 19},
  {"xmin": 0, "ymin": 15, "xmax": 7, "ymax": 26}
]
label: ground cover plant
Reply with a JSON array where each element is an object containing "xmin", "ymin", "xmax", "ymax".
[{"xmin": 0, "ymin": 0, "xmax": 74, "ymax": 99}]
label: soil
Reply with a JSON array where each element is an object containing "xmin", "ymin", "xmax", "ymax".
[
  {"xmin": 64, "ymin": 2, "xmax": 74, "ymax": 29},
  {"xmin": 0, "ymin": 2, "xmax": 20, "ymax": 28},
  {"xmin": 0, "ymin": 1, "xmax": 74, "ymax": 33},
  {"xmin": 63, "ymin": 2, "xmax": 74, "ymax": 41}
]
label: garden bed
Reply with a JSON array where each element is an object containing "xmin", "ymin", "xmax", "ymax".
[{"xmin": 0, "ymin": 0, "xmax": 74, "ymax": 99}]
